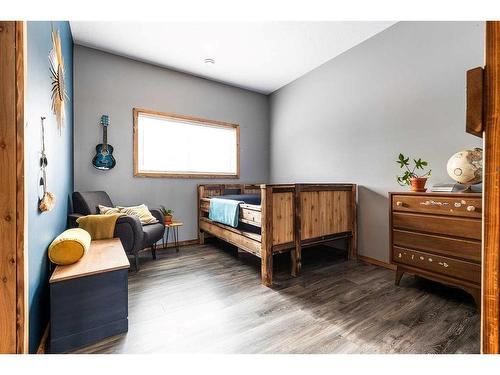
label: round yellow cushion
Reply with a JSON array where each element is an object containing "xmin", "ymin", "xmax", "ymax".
[{"xmin": 48, "ymin": 228, "xmax": 91, "ymax": 265}]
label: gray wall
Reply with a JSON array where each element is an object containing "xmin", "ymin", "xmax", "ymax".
[
  {"xmin": 74, "ymin": 46, "xmax": 270, "ymax": 242},
  {"xmin": 270, "ymin": 21, "xmax": 484, "ymax": 263}
]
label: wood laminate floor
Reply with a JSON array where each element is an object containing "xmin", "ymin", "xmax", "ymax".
[{"xmin": 74, "ymin": 241, "xmax": 480, "ymax": 354}]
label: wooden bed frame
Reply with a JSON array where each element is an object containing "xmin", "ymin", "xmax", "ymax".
[{"xmin": 198, "ymin": 183, "xmax": 357, "ymax": 286}]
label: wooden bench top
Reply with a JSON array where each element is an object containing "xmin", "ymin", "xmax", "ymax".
[{"xmin": 50, "ymin": 238, "xmax": 130, "ymax": 283}]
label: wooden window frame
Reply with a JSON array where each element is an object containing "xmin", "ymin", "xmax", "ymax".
[{"xmin": 133, "ymin": 108, "xmax": 240, "ymax": 179}]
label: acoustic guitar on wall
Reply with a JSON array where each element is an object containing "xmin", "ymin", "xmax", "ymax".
[{"xmin": 92, "ymin": 115, "xmax": 116, "ymax": 170}]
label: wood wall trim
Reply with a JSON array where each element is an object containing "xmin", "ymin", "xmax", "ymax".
[
  {"xmin": 15, "ymin": 20, "xmax": 27, "ymax": 355},
  {"xmin": 0, "ymin": 20, "xmax": 17, "ymax": 355},
  {"xmin": 132, "ymin": 107, "xmax": 240, "ymax": 179},
  {"xmin": 0, "ymin": 20, "xmax": 26, "ymax": 354},
  {"xmin": 358, "ymin": 255, "xmax": 397, "ymax": 271},
  {"xmin": 158, "ymin": 238, "xmax": 199, "ymax": 249},
  {"xmin": 483, "ymin": 20, "xmax": 500, "ymax": 354}
]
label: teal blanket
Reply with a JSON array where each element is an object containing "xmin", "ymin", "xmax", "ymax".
[{"xmin": 209, "ymin": 198, "xmax": 243, "ymax": 228}]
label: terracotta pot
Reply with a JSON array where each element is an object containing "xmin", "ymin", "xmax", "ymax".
[
  {"xmin": 164, "ymin": 215, "xmax": 173, "ymax": 224},
  {"xmin": 410, "ymin": 177, "xmax": 427, "ymax": 192}
]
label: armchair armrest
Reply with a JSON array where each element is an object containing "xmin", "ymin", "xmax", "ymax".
[
  {"xmin": 115, "ymin": 215, "xmax": 144, "ymax": 255},
  {"xmin": 68, "ymin": 213, "xmax": 84, "ymax": 228},
  {"xmin": 150, "ymin": 209, "xmax": 165, "ymax": 227}
]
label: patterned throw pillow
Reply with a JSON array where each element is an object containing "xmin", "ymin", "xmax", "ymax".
[
  {"xmin": 98, "ymin": 204, "xmax": 121, "ymax": 215},
  {"xmin": 117, "ymin": 204, "xmax": 158, "ymax": 225}
]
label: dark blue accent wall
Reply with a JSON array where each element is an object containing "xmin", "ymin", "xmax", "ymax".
[{"xmin": 26, "ymin": 21, "xmax": 73, "ymax": 353}]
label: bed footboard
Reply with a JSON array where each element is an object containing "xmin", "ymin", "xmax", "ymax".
[
  {"xmin": 261, "ymin": 183, "xmax": 357, "ymax": 285},
  {"xmin": 198, "ymin": 183, "xmax": 357, "ymax": 287}
]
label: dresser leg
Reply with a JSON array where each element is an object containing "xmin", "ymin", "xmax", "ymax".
[{"xmin": 395, "ymin": 266, "xmax": 404, "ymax": 286}]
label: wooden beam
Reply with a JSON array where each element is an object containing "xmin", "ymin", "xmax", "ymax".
[
  {"xmin": 483, "ymin": 21, "xmax": 500, "ymax": 354},
  {"xmin": 292, "ymin": 184, "xmax": 302, "ymax": 277},
  {"xmin": 15, "ymin": 20, "xmax": 26, "ymax": 354},
  {"xmin": 0, "ymin": 21, "xmax": 19, "ymax": 354},
  {"xmin": 260, "ymin": 186, "xmax": 273, "ymax": 286},
  {"xmin": 350, "ymin": 184, "xmax": 358, "ymax": 259},
  {"xmin": 299, "ymin": 184, "xmax": 355, "ymax": 192},
  {"xmin": 199, "ymin": 218, "xmax": 261, "ymax": 257},
  {"xmin": 198, "ymin": 185, "xmax": 205, "ymax": 245}
]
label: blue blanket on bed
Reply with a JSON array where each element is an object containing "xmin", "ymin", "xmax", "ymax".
[{"xmin": 209, "ymin": 198, "xmax": 244, "ymax": 228}]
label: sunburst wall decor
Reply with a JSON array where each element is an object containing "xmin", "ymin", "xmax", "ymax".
[{"xmin": 49, "ymin": 28, "xmax": 68, "ymax": 132}]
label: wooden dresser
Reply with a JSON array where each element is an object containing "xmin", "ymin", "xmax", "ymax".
[{"xmin": 389, "ymin": 192, "xmax": 482, "ymax": 309}]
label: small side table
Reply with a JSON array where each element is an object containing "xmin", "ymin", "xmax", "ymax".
[{"xmin": 163, "ymin": 221, "xmax": 183, "ymax": 252}]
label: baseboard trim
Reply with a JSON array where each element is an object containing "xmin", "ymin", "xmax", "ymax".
[
  {"xmin": 358, "ymin": 255, "xmax": 396, "ymax": 270},
  {"xmin": 159, "ymin": 240, "xmax": 395, "ymax": 271},
  {"xmin": 159, "ymin": 238, "xmax": 199, "ymax": 250},
  {"xmin": 37, "ymin": 324, "xmax": 49, "ymax": 354}
]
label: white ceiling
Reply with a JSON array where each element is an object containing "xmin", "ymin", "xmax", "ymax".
[{"xmin": 70, "ymin": 21, "xmax": 396, "ymax": 94}]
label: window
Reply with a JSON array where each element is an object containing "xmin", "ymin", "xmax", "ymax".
[{"xmin": 133, "ymin": 108, "xmax": 240, "ymax": 178}]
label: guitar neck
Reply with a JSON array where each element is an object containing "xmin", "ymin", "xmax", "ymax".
[{"xmin": 102, "ymin": 126, "xmax": 107, "ymax": 147}]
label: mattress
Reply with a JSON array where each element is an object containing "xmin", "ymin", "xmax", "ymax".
[{"xmin": 216, "ymin": 194, "xmax": 261, "ymax": 205}]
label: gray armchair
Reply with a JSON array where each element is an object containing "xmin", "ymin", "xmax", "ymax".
[{"xmin": 69, "ymin": 191, "xmax": 165, "ymax": 271}]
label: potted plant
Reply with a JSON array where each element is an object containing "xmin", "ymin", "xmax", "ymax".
[
  {"xmin": 396, "ymin": 153, "xmax": 432, "ymax": 192},
  {"xmin": 159, "ymin": 206, "xmax": 174, "ymax": 224}
]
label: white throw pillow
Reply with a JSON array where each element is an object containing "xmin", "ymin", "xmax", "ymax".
[
  {"xmin": 117, "ymin": 204, "xmax": 158, "ymax": 225},
  {"xmin": 98, "ymin": 204, "xmax": 121, "ymax": 215}
]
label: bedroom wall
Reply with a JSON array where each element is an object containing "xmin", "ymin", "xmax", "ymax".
[
  {"xmin": 73, "ymin": 46, "xmax": 270, "ymax": 243},
  {"xmin": 25, "ymin": 21, "xmax": 74, "ymax": 352},
  {"xmin": 270, "ymin": 21, "xmax": 484, "ymax": 263}
]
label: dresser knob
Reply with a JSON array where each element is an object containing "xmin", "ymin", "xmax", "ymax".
[
  {"xmin": 466, "ymin": 205, "xmax": 476, "ymax": 212},
  {"xmin": 396, "ymin": 201, "xmax": 403, "ymax": 206}
]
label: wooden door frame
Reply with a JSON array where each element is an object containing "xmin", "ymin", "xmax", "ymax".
[
  {"xmin": 0, "ymin": 20, "xmax": 26, "ymax": 354},
  {"xmin": 482, "ymin": 20, "xmax": 500, "ymax": 354}
]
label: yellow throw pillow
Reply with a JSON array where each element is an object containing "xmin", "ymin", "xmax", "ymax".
[
  {"xmin": 48, "ymin": 228, "xmax": 91, "ymax": 265},
  {"xmin": 77, "ymin": 213, "xmax": 124, "ymax": 240},
  {"xmin": 98, "ymin": 204, "xmax": 121, "ymax": 215},
  {"xmin": 118, "ymin": 204, "xmax": 158, "ymax": 225}
]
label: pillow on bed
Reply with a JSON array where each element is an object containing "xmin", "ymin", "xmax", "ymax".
[{"xmin": 117, "ymin": 204, "xmax": 158, "ymax": 225}]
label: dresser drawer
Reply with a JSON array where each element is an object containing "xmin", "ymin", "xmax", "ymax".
[
  {"xmin": 392, "ymin": 229, "xmax": 481, "ymax": 263},
  {"xmin": 392, "ymin": 212, "xmax": 481, "ymax": 240},
  {"xmin": 392, "ymin": 195, "xmax": 481, "ymax": 218},
  {"xmin": 393, "ymin": 246, "xmax": 481, "ymax": 284}
]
